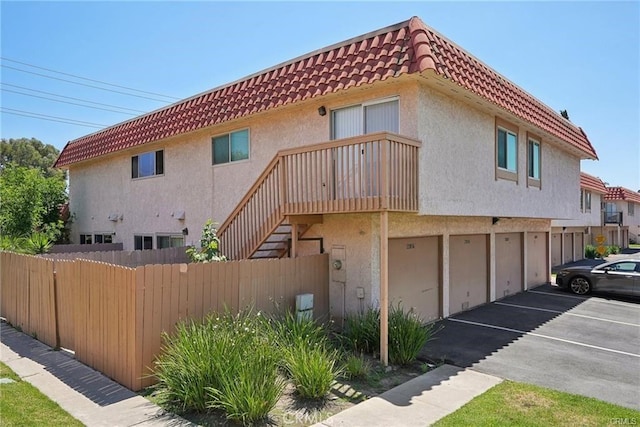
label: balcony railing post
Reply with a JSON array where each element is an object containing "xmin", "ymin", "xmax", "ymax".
[
  {"xmin": 279, "ymin": 156, "xmax": 287, "ymax": 216},
  {"xmin": 380, "ymin": 139, "xmax": 389, "ymax": 210}
]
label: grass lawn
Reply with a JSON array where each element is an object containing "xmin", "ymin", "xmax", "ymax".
[
  {"xmin": 433, "ymin": 380, "xmax": 640, "ymax": 427},
  {"xmin": 0, "ymin": 362, "xmax": 83, "ymax": 427},
  {"xmin": 629, "ymin": 243, "xmax": 640, "ymax": 249}
]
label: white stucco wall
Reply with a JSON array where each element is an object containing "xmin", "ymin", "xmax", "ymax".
[
  {"xmin": 416, "ymin": 84, "xmax": 581, "ymax": 219},
  {"xmin": 552, "ymin": 192, "xmax": 604, "ymax": 228}
]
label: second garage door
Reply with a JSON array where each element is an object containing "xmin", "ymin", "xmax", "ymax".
[
  {"xmin": 449, "ymin": 234, "xmax": 488, "ymax": 315},
  {"xmin": 551, "ymin": 233, "xmax": 562, "ymax": 267},
  {"xmin": 495, "ymin": 232, "xmax": 523, "ymax": 299}
]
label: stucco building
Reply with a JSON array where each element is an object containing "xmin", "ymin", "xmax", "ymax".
[
  {"xmin": 55, "ymin": 17, "xmax": 598, "ymax": 322},
  {"xmin": 602, "ymin": 187, "xmax": 640, "ymax": 247}
]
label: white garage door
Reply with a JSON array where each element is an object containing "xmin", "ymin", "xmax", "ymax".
[
  {"xmin": 495, "ymin": 233, "xmax": 523, "ymax": 299},
  {"xmin": 449, "ymin": 234, "xmax": 488, "ymax": 315}
]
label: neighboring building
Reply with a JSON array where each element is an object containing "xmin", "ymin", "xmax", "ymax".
[
  {"xmin": 551, "ymin": 172, "xmax": 607, "ymax": 266},
  {"xmin": 54, "ymin": 17, "xmax": 598, "ymax": 323},
  {"xmin": 602, "ymin": 187, "xmax": 640, "ymax": 247}
]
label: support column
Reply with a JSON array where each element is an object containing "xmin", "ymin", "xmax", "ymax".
[
  {"xmin": 442, "ymin": 233, "xmax": 450, "ymax": 318},
  {"xmin": 523, "ymin": 231, "xmax": 529, "ymax": 291},
  {"xmin": 560, "ymin": 232, "xmax": 565, "ymax": 266},
  {"xmin": 379, "ymin": 211, "xmax": 389, "ymax": 366},
  {"xmin": 547, "ymin": 231, "xmax": 552, "ymax": 284},
  {"xmin": 489, "ymin": 232, "xmax": 496, "ymax": 302},
  {"xmin": 290, "ymin": 223, "xmax": 298, "ymax": 258}
]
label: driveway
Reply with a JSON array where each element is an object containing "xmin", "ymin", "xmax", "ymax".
[{"xmin": 420, "ymin": 284, "xmax": 640, "ymax": 409}]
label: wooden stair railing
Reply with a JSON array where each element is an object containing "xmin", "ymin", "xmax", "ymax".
[{"xmin": 218, "ymin": 132, "xmax": 421, "ymax": 260}]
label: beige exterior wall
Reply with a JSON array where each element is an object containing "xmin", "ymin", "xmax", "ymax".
[
  {"xmin": 304, "ymin": 213, "xmax": 550, "ymax": 320},
  {"xmin": 552, "ymin": 191, "xmax": 604, "ymax": 228},
  {"xmin": 415, "ymin": 83, "xmax": 581, "ymax": 220}
]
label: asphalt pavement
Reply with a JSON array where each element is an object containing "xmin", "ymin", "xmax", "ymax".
[{"xmin": 420, "ymin": 284, "xmax": 640, "ymax": 410}]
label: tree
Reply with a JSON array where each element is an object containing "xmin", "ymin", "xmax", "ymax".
[
  {"xmin": 0, "ymin": 137, "xmax": 63, "ymax": 178},
  {"xmin": 0, "ymin": 164, "xmax": 67, "ymax": 239}
]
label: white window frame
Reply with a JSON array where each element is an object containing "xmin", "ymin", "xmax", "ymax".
[
  {"xmin": 330, "ymin": 96, "xmax": 400, "ymax": 140},
  {"xmin": 584, "ymin": 191, "xmax": 592, "ymax": 213},
  {"xmin": 629, "ymin": 202, "xmax": 635, "ymax": 216},
  {"xmin": 94, "ymin": 233, "xmax": 114, "ymax": 244},
  {"xmin": 156, "ymin": 234, "xmax": 185, "ymax": 249},
  {"xmin": 134, "ymin": 235, "xmax": 153, "ymax": 250},
  {"xmin": 212, "ymin": 128, "xmax": 250, "ymax": 166}
]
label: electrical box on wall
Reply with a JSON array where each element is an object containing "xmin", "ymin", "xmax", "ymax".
[{"xmin": 331, "ymin": 245, "xmax": 346, "ymax": 283}]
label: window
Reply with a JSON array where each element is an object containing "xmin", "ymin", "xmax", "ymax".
[
  {"xmin": 608, "ymin": 261, "xmax": 637, "ymax": 272},
  {"xmin": 132, "ymin": 150, "xmax": 164, "ymax": 179},
  {"xmin": 134, "ymin": 235, "xmax": 153, "ymax": 250},
  {"xmin": 80, "ymin": 234, "xmax": 93, "ymax": 244},
  {"xmin": 212, "ymin": 129, "xmax": 249, "ymax": 165},
  {"xmin": 331, "ymin": 98, "xmax": 399, "ymax": 139},
  {"xmin": 584, "ymin": 191, "xmax": 591, "ymax": 212},
  {"xmin": 495, "ymin": 119, "xmax": 518, "ymax": 182},
  {"xmin": 157, "ymin": 235, "xmax": 184, "ymax": 249},
  {"xmin": 527, "ymin": 137, "xmax": 541, "ymax": 187},
  {"xmin": 580, "ymin": 190, "xmax": 584, "ymax": 211},
  {"xmin": 94, "ymin": 233, "xmax": 113, "ymax": 244},
  {"xmin": 629, "ymin": 202, "xmax": 635, "ymax": 216}
]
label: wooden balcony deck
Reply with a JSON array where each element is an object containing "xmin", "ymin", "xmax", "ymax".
[{"xmin": 218, "ymin": 132, "xmax": 421, "ymax": 260}]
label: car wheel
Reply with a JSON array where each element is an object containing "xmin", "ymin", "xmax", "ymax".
[{"xmin": 569, "ymin": 277, "xmax": 591, "ymax": 295}]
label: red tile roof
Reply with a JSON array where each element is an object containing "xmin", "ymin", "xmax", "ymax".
[
  {"xmin": 580, "ymin": 172, "xmax": 607, "ymax": 194},
  {"xmin": 605, "ymin": 187, "xmax": 640, "ymax": 203},
  {"xmin": 55, "ymin": 16, "xmax": 598, "ymax": 167}
]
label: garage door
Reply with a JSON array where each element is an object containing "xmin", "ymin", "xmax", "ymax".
[
  {"xmin": 563, "ymin": 233, "xmax": 573, "ymax": 264},
  {"xmin": 495, "ymin": 233, "xmax": 523, "ymax": 299},
  {"xmin": 389, "ymin": 236, "xmax": 440, "ymax": 322},
  {"xmin": 574, "ymin": 233, "xmax": 584, "ymax": 260},
  {"xmin": 527, "ymin": 232, "xmax": 547, "ymax": 288},
  {"xmin": 449, "ymin": 234, "xmax": 488, "ymax": 315},
  {"xmin": 551, "ymin": 233, "xmax": 562, "ymax": 267}
]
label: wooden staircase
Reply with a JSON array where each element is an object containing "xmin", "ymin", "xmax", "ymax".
[{"xmin": 217, "ymin": 132, "xmax": 421, "ymax": 260}]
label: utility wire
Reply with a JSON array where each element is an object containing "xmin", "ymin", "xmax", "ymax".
[
  {"xmin": 1, "ymin": 64, "xmax": 175, "ymax": 103},
  {"xmin": 2, "ymin": 88, "xmax": 138, "ymax": 115},
  {"xmin": 0, "ymin": 107, "xmax": 108, "ymax": 127},
  {"xmin": 1, "ymin": 83, "xmax": 146, "ymax": 113},
  {"xmin": 1, "ymin": 56, "xmax": 180, "ymax": 100},
  {"xmin": 0, "ymin": 110, "xmax": 104, "ymax": 129}
]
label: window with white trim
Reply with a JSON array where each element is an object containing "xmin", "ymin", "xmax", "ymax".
[
  {"xmin": 629, "ymin": 202, "xmax": 635, "ymax": 216},
  {"xmin": 212, "ymin": 129, "xmax": 249, "ymax": 165},
  {"xmin": 331, "ymin": 98, "xmax": 399, "ymax": 139},
  {"xmin": 94, "ymin": 233, "xmax": 113, "ymax": 244},
  {"xmin": 132, "ymin": 150, "xmax": 164, "ymax": 179},
  {"xmin": 157, "ymin": 234, "xmax": 185, "ymax": 249},
  {"xmin": 584, "ymin": 191, "xmax": 592, "ymax": 212},
  {"xmin": 134, "ymin": 235, "xmax": 153, "ymax": 250}
]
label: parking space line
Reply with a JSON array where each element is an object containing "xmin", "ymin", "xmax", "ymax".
[
  {"xmin": 494, "ymin": 302, "xmax": 640, "ymax": 327},
  {"xmin": 528, "ymin": 290, "xmax": 588, "ymax": 300},
  {"xmin": 448, "ymin": 318, "xmax": 640, "ymax": 358}
]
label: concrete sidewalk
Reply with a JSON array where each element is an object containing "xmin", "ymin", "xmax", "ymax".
[
  {"xmin": 314, "ymin": 364, "xmax": 502, "ymax": 427},
  {"xmin": 0, "ymin": 321, "xmax": 195, "ymax": 427}
]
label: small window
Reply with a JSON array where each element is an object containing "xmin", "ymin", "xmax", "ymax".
[
  {"xmin": 132, "ymin": 150, "xmax": 164, "ymax": 179},
  {"xmin": 580, "ymin": 190, "xmax": 584, "ymax": 211},
  {"xmin": 134, "ymin": 235, "xmax": 153, "ymax": 250},
  {"xmin": 80, "ymin": 234, "xmax": 93, "ymax": 244},
  {"xmin": 527, "ymin": 138, "xmax": 541, "ymax": 187},
  {"xmin": 94, "ymin": 233, "xmax": 113, "ymax": 244},
  {"xmin": 157, "ymin": 235, "xmax": 185, "ymax": 249},
  {"xmin": 584, "ymin": 191, "xmax": 592, "ymax": 212},
  {"xmin": 629, "ymin": 202, "xmax": 635, "ymax": 216},
  {"xmin": 212, "ymin": 129, "xmax": 249, "ymax": 165},
  {"xmin": 495, "ymin": 119, "xmax": 518, "ymax": 182}
]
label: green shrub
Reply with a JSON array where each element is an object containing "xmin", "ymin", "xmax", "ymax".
[
  {"xmin": 388, "ymin": 304, "xmax": 438, "ymax": 365},
  {"xmin": 342, "ymin": 353, "xmax": 370, "ymax": 379},
  {"xmin": 283, "ymin": 341, "xmax": 341, "ymax": 399},
  {"xmin": 584, "ymin": 244, "xmax": 597, "ymax": 259},
  {"xmin": 153, "ymin": 309, "xmax": 284, "ymax": 424},
  {"xmin": 607, "ymin": 245, "xmax": 621, "ymax": 255},
  {"xmin": 343, "ymin": 307, "xmax": 380, "ymax": 355},
  {"xmin": 269, "ymin": 309, "xmax": 327, "ymax": 349}
]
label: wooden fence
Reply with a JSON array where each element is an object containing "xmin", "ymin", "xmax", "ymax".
[
  {"xmin": 0, "ymin": 251, "xmax": 329, "ymax": 391},
  {"xmin": 42, "ymin": 246, "xmax": 190, "ymax": 267}
]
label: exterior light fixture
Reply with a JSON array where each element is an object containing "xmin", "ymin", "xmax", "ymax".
[{"xmin": 318, "ymin": 106, "xmax": 326, "ymax": 116}]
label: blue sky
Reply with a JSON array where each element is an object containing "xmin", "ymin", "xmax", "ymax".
[{"xmin": 1, "ymin": 1, "xmax": 638, "ymax": 190}]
